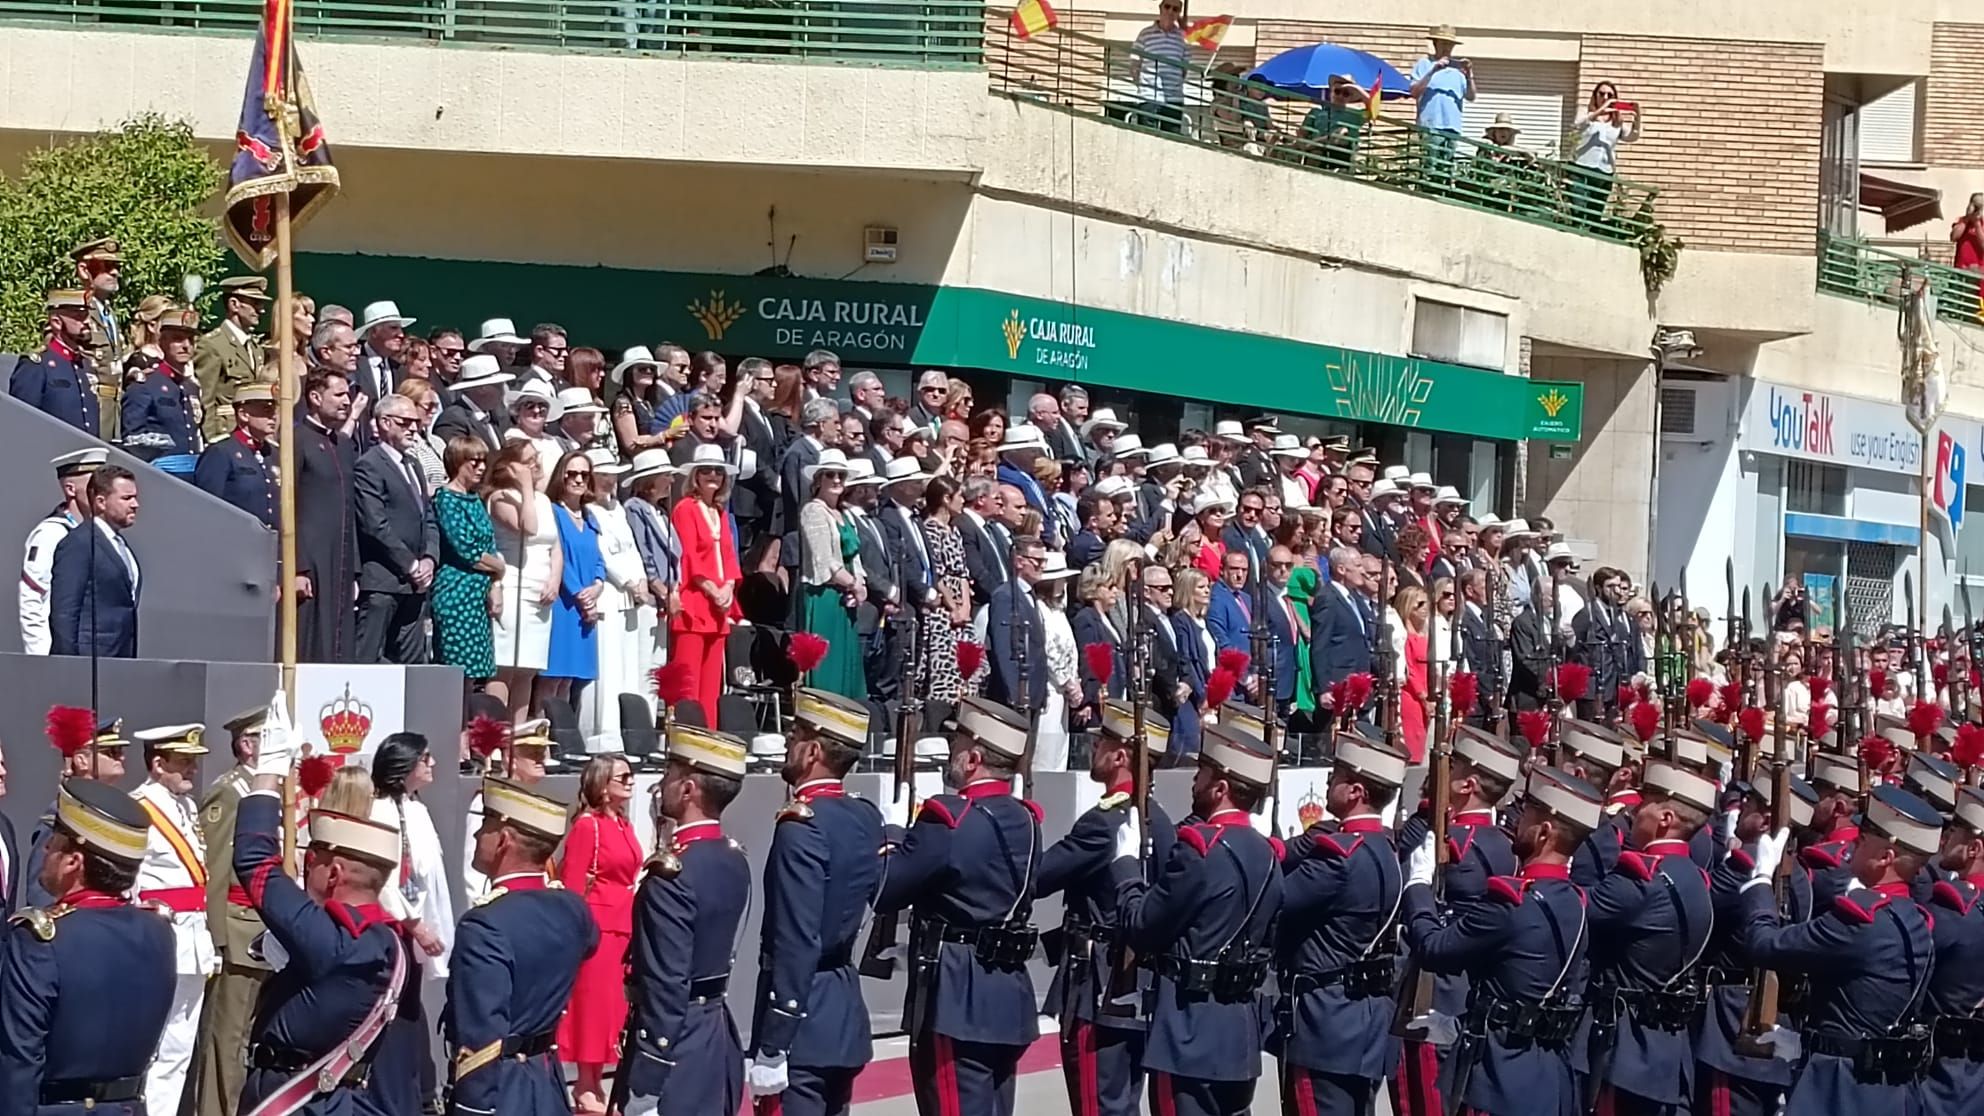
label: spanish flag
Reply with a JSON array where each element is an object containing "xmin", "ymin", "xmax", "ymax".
[
  {"xmin": 221, "ymin": 0, "xmax": 339, "ymax": 268},
  {"xmin": 1182, "ymin": 14, "xmax": 1233, "ymax": 50},
  {"xmin": 1366, "ymin": 74, "xmax": 1383, "ymax": 120},
  {"xmin": 1009, "ymin": 0, "xmax": 1058, "ymax": 40}
]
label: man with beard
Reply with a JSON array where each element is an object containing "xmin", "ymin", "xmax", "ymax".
[
  {"xmin": 873, "ymin": 697, "xmax": 1043, "ymax": 1116},
  {"xmin": 744, "ymin": 689, "xmax": 885, "ymax": 1116},
  {"xmin": 294, "ymin": 367, "xmax": 360, "ymax": 662},
  {"xmin": 1573, "ymin": 566, "xmax": 1643, "ymax": 723},
  {"xmin": 1402, "ymin": 765, "xmax": 1600, "ymax": 1116},
  {"xmin": 1036, "ymin": 701, "xmax": 1176, "ymax": 1116}
]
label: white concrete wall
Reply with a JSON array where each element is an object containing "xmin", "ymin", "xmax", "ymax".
[{"xmin": 1655, "ymin": 375, "xmax": 1743, "ymax": 598}]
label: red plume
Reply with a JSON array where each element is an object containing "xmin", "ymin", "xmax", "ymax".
[
  {"xmin": 1686, "ymin": 677, "xmax": 1716, "ymax": 710},
  {"xmin": 1553, "ymin": 663, "xmax": 1591, "ymax": 702},
  {"xmin": 1216, "ymin": 648, "xmax": 1252, "ymax": 678},
  {"xmin": 1908, "ymin": 700, "xmax": 1945, "ymax": 739},
  {"xmin": 1870, "ymin": 668, "xmax": 1888, "ymax": 696},
  {"xmin": 297, "ymin": 755, "xmax": 337, "ymax": 799},
  {"xmin": 1083, "ymin": 642, "xmax": 1117, "ymax": 686},
  {"xmin": 1327, "ymin": 680, "xmax": 1349, "ymax": 714},
  {"xmin": 1343, "ymin": 672, "xmax": 1375, "ymax": 709},
  {"xmin": 1616, "ymin": 683, "xmax": 1639, "ymax": 710},
  {"xmin": 1737, "ymin": 706, "xmax": 1767, "ymax": 745},
  {"xmin": 786, "ymin": 631, "xmax": 829, "ymax": 674},
  {"xmin": 1809, "ymin": 703, "xmax": 1835, "ymax": 740},
  {"xmin": 1954, "ymin": 723, "xmax": 1984, "ymax": 770},
  {"xmin": 1935, "ymin": 663, "xmax": 1951, "ymax": 687},
  {"xmin": 1972, "ymin": 667, "xmax": 1981, "ymax": 693},
  {"xmin": 1518, "ymin": 709, "xmax": 1553, "ymax": 748},
  {"xmin": 466, "ymin": 715, "xmax": 509, "ymax": 758},
  {"xmin": 651, "ymin": 661, "xmax": 695, "ymax": 706},
  {"xmin": 1449, "ymin": 671, "xmax": 1480, "ymax": 714},
  {"xmin": 44, "ymin": 705, "xmax": 95, "ymax": 758},
  {"xmin": 1630, "ymin": 700, "xmax": 1661, "ymax": 743},
  {"xmin": 1859, "ymin": 733, "xmax": 1896, "ymax": 775},
  {"xmin": 1715, "ymin": 682, "xmax": 1743, "ymax": 724},
  {"xmin": 1809, "ymin": 677, "xmax": 1831, "ymax": 705},
  {"xmin": 1206, "ymin": 668, "xmax": 1237, "ymax": 709},
  {"xmin": 955, "ymin": 640, "xmax": 985, "ymax": 680}
]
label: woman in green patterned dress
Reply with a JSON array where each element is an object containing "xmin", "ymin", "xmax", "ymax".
[
  {"xmin": 433, "ymin": 435, "xmax": 506, "ymax": 681},
  {"xmin": 795, "ymin": 449, "xmax": 866, "ymax": 698}
]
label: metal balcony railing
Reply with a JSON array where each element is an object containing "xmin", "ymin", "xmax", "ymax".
[
  {"xmin": 986, "ymin": 17, "xmax": 1660, "ymax": 245},
  {"xmin": 0, "ymin": 0, "xmax": 986, "ymax": 65},
  {"xmin": 1818, "ymin": 232, "xmax": 1984, "ymax": 328}
]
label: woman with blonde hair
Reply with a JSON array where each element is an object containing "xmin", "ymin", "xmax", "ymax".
[
  {"xmin": 487, "ymin": 440, "xmax": 561, "ymax": 721},
  {"xmin": 1394, "ymin": 584, "xmax": 1432, "ymax": 762},
  {"xmin": 557, "ymin": 753, "xmax": 642, "ymax": 1114}
]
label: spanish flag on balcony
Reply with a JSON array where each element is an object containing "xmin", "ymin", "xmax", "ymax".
[
  {"xmin": 1009, "ymin": 0, "xmax": 1059, "ymax": 40},
  {"xmin": 1182, "ymin": 14, "xmax": 1233, "ymax": 50},
  {"xmin": 221, "ymin": 0, "xmax": 340, "ymax": 268}
]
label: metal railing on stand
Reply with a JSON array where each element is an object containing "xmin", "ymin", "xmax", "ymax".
[{"xmin": 1818, "ymin": 232, "xmax": 1984, "ymax": 328}]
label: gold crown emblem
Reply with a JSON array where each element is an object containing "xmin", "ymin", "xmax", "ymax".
[
  {"xmin": 1297, "ymin": 786, "xmax": 1326, "ymax": 831},
  {"xmin": 1002, "ymin": 309, "xmax": 1026, "ymax": 360},
  {"xmin": 1537, "ymin": 388, "xmax": 1570, "ymax": 418},
  {"xmin": 318, "ymin": 684, "xmax": 374, "ymax": 755},
  {"xmin": 688, "ymin": 291, "xmax": 747, "ymax": 342}
]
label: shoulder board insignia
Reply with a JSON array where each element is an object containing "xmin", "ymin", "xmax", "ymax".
[
  {"xmin": 1933, "ymin": 879, "xmax": 1972, "ymax": 914},
  {"xmin": 725, "ymin": 837, "xmax": 746, "ymax": 854},
  {"xmin": 7, "ymin": 907, "xmax": 57, "ymax": 941},
  {"xmin": 204, "ymin": 802, "xmax": 224, "ymax": 826},
  {"xmin": 1313, "ymin": 832, "xmax": 1357, "ymax": 860},
  {"xmin": 1833, "ymin": 894, "xmax": 1881, "ymax": 925},
  {"xmin": 1487, "ymin": 876, "xmax": 1528, "ymax": 906},
  {"xmin": 1799, "ymin": 843, "xmax": 1843, "ymax": 870},
  {"xmin": 918, "ymin": 798, "xmax": 961, "ymax": 829},
  {"xmin": 1921, "ymin": 905, "xmax": 1937, "ymax": 933},
  {"xmin": 1447, "ymin": 829, "xmax": 1475, "ymax": 863},
  {"xmin": 777, "ymin": 800, "xmax": 815, "ymax": 824},
  {"xmin": 1176, "ymin": 824, "xmax": 1213, "ymax": 856},
  {"xmin": 545, "ymin": 878, "xmax": 566, "ymax": 889},
  {"xmin": 1729, "ymin": 847, "xmax": 1755, "ymax": 871},
  {"xmin": 1268, "ymin": 836, "xmax": 1286, "ymax": 862},
  {"xmin": 1616, "ymin": 850, "xmax": 1655, "ymax": 882},
  {"xmin": 472, "ymin": 887, "xmax": 509, "ymax": 908},
  {"xmin": 1097, "ymin": 792, "xmax": 1130, "ymax": 811},
  {"xmin": 1021, "ymin": 799, "xmax": 1045, "ymax": 824},
  {"xmin": 646, "ymin": 850, "xmax": 684, "ymax": 880}
]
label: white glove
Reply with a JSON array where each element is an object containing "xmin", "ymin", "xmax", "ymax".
[
  {"xmin": 252, "ymin": 930, "xmax": 290, "ymax": 972},
  {"xmin": 1405, "ymin": 1010, "xmax": 1460, "ymax": 1047},
  {"xmin": 1753, "ymin": 1025, "xmax": 1802, "ymax": 1063},
  {"xmin": 251, "ymin": 691, "xmax": 296, "ymax": 779},
  {"xmin": 623, "ymin": 1094, "xmax": 659, "ymax": 1116},
  {"xmin": 1012, "ymin": 773, "xmax": 1027, "ymax": 802},
  {"xmin": 1407, "ymin": 831, "xmax": 1437, "ymax": 889},
  {"xmin": 1717, "ymin": 756, "xmax": 1734, "ymax": 790},
  {"xmin": 1720, "ymin": 807, "xmax": 1741, "ymax": 860},
  {"xmin": 1252, "ymin": 797, "xmax": 1276, "ymax": 837},
  {"xmin": 1742, "ymin": 827, "xmax": 1791, "ymax": 893},
  {"xmin": 745, "ymin": 1053, "xmax": 789, "ymax": 1095},
  {"xmin": 882, "ymin": 786, "xmax": 911, "ymax": 830},
  {"xmin": 1113, "ymin": 807, "xmax": 1143, "ymax": 862}
]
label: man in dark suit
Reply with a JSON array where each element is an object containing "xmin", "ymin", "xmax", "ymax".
[
  {"xmin": 1066, "ymin": 489, "xmax": 1118, "ymax": 571},
  {"xmin": 1308, "ymin": 547, "xmax": 1376, "ymax": 707},
  {"xmin": 430, "ymin": 355, "xmax": 513, "ymax": 451},
  {"xmin": 878, "ymin": 461, "xmax": 934, "ymax": 610},
  {"xmin": 987, "ymin": 535, "xmax": 1047, "ymax": 709},
  {"xmin": 845, "ymin": 464, "xmax": 899, "ymax": 704},
  {"xmin": 1221, "ymin": 488, "xmax": 1273, "ymax": 589},
  {"xmin": 51, "ymin": 464, "xmax": 142, "ymax": 659},
  {"xmin": 353, "ymin": 394, "xmax": 439, "ymax": 664},
  {"xmin": 730, "ymin": 357, "xmax": 781, "ymax": 551},
  {"xmin": 956, "ymin": 477, "xmax": 1010, "ymax": 611},
  {"xmin": 1261, "ymin": 545, "xmax": 1301, "ymax": 716},
  {"xmin": 1207, "ymin": 550, "xmax": 1253, "ymax": 654},
  {"xmin": 1138, "ymin": 566, "xmax": 1188, "ymax": 742},
  {"xmin": 1457, "ymin": 569, "xmax": 1501, "ymax": 721},
  {"xmin": 1361, "ymin": 479, "xmax": 1404, "ymax": 561},
  {"xmin": 1572, "ymin": 564, "xmax": 1644, "ymax": 722},
  {"xmin": 777, "ymin": 398, "xmax": 837, "ymax": 534}
]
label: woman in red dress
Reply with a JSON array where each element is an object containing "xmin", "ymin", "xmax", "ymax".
[
  {"xmin": 669, "ymin": 445, "xmax": 742, "ymax": 722},
  {"xmin": 558, "ymin": 754, "xmax": 642, "ymax": 1115},
  {"xmin": 1395, "ymin": 584, "xmax": 1431, "ymax": 763}
]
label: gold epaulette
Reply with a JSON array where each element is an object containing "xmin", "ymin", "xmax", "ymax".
[
  {"xmin": 7, "ymin": 906, "xmax": 62, "ymax": 941},
  {"xmin": 1098, "ymin": 792, "xmax": 1130, "ymax": 810},
  {"xmin": 646, "ymin": 849, "xmax": 684, "ymax": 880},
  {"xmin": 472, "ymin": 887, "xmax": 508, "ymax": 908},
  {"xmin": 777, "ymin": 800, "xmax": 815, "ymax": 824}
]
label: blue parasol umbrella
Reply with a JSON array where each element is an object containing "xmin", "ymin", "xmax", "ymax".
[{"xmin": 1246, "ymin": 43, "xmax": 1412, "ymax": 102}]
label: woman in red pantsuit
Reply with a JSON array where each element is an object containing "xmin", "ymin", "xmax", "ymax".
[
  {"xmin": 557, "ymin": 754, "xmax": 643, "ymax": 1115},
  {"xmin": 1395, "ymin": 584, "xmax": 1431, "ymax": 763},
  {"xmin": 668, "ymin": 445, "xmax": 741, "ymax": 722}
]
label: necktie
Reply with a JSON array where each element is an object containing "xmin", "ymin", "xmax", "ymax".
[
  {"xmin": 1237, "ymin": 592, "xmax": 1251, "ymax": 624},
  {"xmin": 403, "ymin": 455, "xmax": 426, "ymax": 505}
]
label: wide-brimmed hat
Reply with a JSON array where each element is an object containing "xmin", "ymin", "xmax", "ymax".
[
  {"xmin": 684, "ymin": 443, "xmax": 738, "ymax": 476},
  {"xmin": 469, "ymin": 317, "xmax": 526, "ymax": 351},
  {"xmin": 586, "ymin": 447, "xmax": 629, "ymax": 476},
  {"xmin": 1428, "ymin": 23, "xmax": 1462, "ymax": 44},
  {"xmin": 1179, "ymin": 444, "xmax": 1213, "ymax": 467},
  {"xmin": 803, "ymin": 448, "xmax": 852, "ymax": 485},
  {"xmin": 1269, "ymin": 434, "xmax": 1307, "ymax": 458},
  {"xmin": 1487, "ymin": 111, "xmax": 1521, "ymax": 136},
  {"xmin": 882, "ymin": 456, "xmax": 931, "ymax": 487},
  {"xmin": 509, "ymin": 382, "xmax": 561, "ymax": 420},
  {"xmin": 1001, "ymin": 424, "xmax": 1049, "ymax": 454},
  {"xmin": 623, "ymin": 448, "xmax": 677, "ymax": 484},
  {"xmin": 1192, "ymin": 491, "xmax": 1235, "ymax": 516},
  {"xmin": 359, "ymin": 300, "xmax": 416, "ymax": 332},
  {"xmin": 1433, "ymin": 485, "xmax": 1468, "ymax": 506},
  {"xmin": 555, "ymin": 387, "xmax": 604, "ymax": 416},
  {"xmin": 453, "ymin": 354, "xmax": 514, "ymax": 391},
  {"xmin": 1408, "ymin": 472, "xmax": 1435, "ymax": 491},
  {"xmin": 845, "ymin": 458, "xmax": 885, "ymax": 488},
  {"xmin": 612, "ymin": 345, "xmax": 660, "ymax": 379},
  {"xmin": 1111, "ymin": 434, "xmax": 1147, "ymax": 459},
  {"xmin": 1145, "ymin": 442, "xmax": 1182, "ymax": 469},
  {"xmin": 1213, "ymin": 420, "xmax": 1247, "ymax": 443},
  {"xmin": 1037, "ymin": 551, "xmax": 1081, "ymax": 582},
  {"xmin": 1080, "ymin": 408, "xmax": 1127, "ymax": 436},
  {"xmin": 1370, "ymin": 478, "xmax": 1401, "ymax": 499},
  {"xmin": 1544, "ymin": 541, "xmax": 1579, "ymax": 566}
]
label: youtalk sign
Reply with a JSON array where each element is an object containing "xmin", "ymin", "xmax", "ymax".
[{"xmin": 1739, "ymin": 381, "xmax": 1975, "ymax": 476}]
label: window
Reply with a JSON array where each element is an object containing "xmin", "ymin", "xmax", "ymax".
[
  {"xmin": 1785, "ymin": 459, "xmax": 1848, "ymax": 516},
  {"xmin": 1857, "ymin": 82, "xmax": 1920, "ymax": 165},
  {"xmin": 1411, "ymin": 300, "xmax": 1508, "ymax": 370},
  {"xmin": 1460, "ymin": 60, "xmax": 1576, "ymax": 157}
]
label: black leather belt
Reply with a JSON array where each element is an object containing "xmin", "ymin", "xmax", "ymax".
[
  {"xmin": 248, "ymin": 1043, "xmax": 372, "ymax": 1088},
  {"xmin": 1465, "ymin": 996, "xmax": 1584, "ymax": 1048},
  {"xmin": 1936, "ymin": 1016, "xmax": 1984, "ymax": 1061},
  {"xmin": 1063, "ymin": 920, "xmax": 1114, "ymax": 946},
  {"xmin": 39, "ymin": 1075, "xmax": 142, "ymax": 1104},
  {"xmin": 689, "ymin": 975, "xmax": 730, "ymax": 1003},
  {"xmin": 503, "ymin": 1032, "xmax": 557, "ymax": 1057},
  {"xmin": 1806, "ymin": 1027, "xmax": 1934, "ymax": 1080}
]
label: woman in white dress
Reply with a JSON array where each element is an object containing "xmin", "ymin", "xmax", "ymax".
[
  {"xmin": 505, "ymin": 382, "xmax": 567, "ymax": 492},
  {"xmin": 1035, "ymin": 551, "xmax": 1083, "ymax": 772},
  {"xmin": 369, "ymin": 733, "xmax": 454, "ymax": 1109},
  {"xmin": 582, "ymin": 449, "xmax": 654, "ymax": 746},
  {"xmin": 488, "ymin": 440, "xmax": 561, "ymax": 722}
]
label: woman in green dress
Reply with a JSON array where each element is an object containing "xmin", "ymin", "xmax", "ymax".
[
  {"xmin": 1286, "ymin": 562, "xmax": 1320, "ymax": 723},
  {"xmin": 795, "ymin": 449, "xmax": 866, "ymax": 699},
  {"xmin": 432, "ymin": 435, "xmax": 507, "ymax": 682}
]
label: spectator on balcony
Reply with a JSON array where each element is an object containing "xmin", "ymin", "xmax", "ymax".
[
  {"xmin": 1409, "ymin": 25, "xmax": 1476, "ymax": 172},
  {"xmin": 1469, "ymin": 112, "xmax": 1541, "ymax": 213},
  {"xmin": 1129, "ymin": 0, "xmax": 1189, "ymax": 135},
  {"xmin": 1953, "ymin": 193, "xmax": 1984, "ymax": 314},
  {"xmin": 1209, "ymin": 63, "xmax": 1277, "ymax": 155},
  {"xmin": 1571, "ymin": 82, "xmax": 1641, "ymax": 226},
  {"xmin": 1296, "ymin": 74, "xmax": 1369, "ymax": 170}
]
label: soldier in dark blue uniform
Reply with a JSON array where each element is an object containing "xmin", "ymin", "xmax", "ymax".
[
  {"xmin": 1694, "ymin": 772, "xmax": 1817, "ymax": 1116},
  {"xmin": 1401, "ymin": 765, "xmax": 1601, "ymax": 1116},
  {"xmin": 1036, "ymin": 701, "xmax": 1176, "ymax": 1116},
  {"xmin": 193, "ymin": 381, "xmax": 279, "ymax": 528},
  {"xmin": 1274, "ymin": 731, "xmax": 1406, "ymax": 1116},
  {"xmin": 0, "ymin": 778, "xmax": 174, "ymax": 1115},
  {"xmin": 874, "ymin": 696, "xmax": 1044, "ymax": 1116},
  {"xmin": 1738, "ymin": 784, "xmax": 1941, "ymax": 1114},
  {"xmin": 1560, "ymin": 718, "xmax": 1641, "ymax": 887},
  {"xmin": 1799, "ymin": 750, "xmax": 1864, "ymax": 909},
  {"xmin": 232, "ymin": 739, "xmax": 413, "ymax": 1115},
  {"xmin": 1109, "ymin": 721, "xmax": 1283, "ymax": 1116},
  {"xmin": 617, "ymin": 725, "xmax": 753, "ymax": 1116},
  {"xmin": 1919, "ymin": 783, "xmax": 1984, "ymax": 1116},
  {"xmin": 1391, "ymin": 725, "xmax": 1523, "ymax": 1116},
  {"xmin": 447, "ymin": 778, "xmax": 598, "ymax": 1116},
  {"xmin": 9, "ymin": 289, "xmax": 100, "ymax": 436},
  {"xmin": 745, "ymin": 688, "xmax": 885, "ymax": 1116},
  {"xmin": 1575, "ymin": 759, "xmax": 1717, "ymax": 1116},
  {"xmin": 23, "ymin": 715, "xmax": 130, "ymax": 910},
  {"xmin": 119, "ymin": 306, "xmax": 200, "ymax": 460}
]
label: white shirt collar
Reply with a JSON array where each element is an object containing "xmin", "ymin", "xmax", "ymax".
[{"xmin": 224, "ymin": 319, "xmax": 252, "ymax": 347}]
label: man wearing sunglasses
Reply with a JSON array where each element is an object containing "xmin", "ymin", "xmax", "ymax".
[{"xmin": 353, "ymin": 393, "xmax": 438, "ymax": 665}]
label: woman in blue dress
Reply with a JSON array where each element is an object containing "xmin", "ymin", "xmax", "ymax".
[{"xmin": 544, "ymin": 449, "xmax": 607, "ymax": 707}]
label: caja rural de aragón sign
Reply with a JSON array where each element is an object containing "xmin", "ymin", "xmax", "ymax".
[{"xmin": 297, "ymin": 254, "xmax": 1583, "ymax": 442}]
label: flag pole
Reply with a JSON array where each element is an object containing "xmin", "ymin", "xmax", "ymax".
[{"xmin": 275, "ymin": 187, "xmax": 300, "ymax": 871}]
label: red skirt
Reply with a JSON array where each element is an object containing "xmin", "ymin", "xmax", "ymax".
[{"xmin": 557, "ymin": 926, "xmax": 630, "ymax": 1065}]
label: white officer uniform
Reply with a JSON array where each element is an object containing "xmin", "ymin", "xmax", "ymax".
[
  {"xmin": 18, "ymin": 447, "xmax": 106, "ymax": 654},
  {"xmin": 130, "ymin": 723, "xmax": 220, "ymax": 1116}
]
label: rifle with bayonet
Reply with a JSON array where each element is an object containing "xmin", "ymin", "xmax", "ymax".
[
  {"xmin": 1945, "ymin": 606, "xmax": 1963, "ymax": 719},
  {"xmin": 1739, "ymin": 642, "xmax": 1796, "ymax": 1052},
  {"xmin": 1399, "ymin": 587, "xmax": 1458, "ymax": 1024},
  {"xmin": 1905, "ymin": 571, "xmax": 1924, "ymax": 704},
  {"xmin": 1100, "ymin": 558, "xmax": 1155, "ymax": 1020},
  {"xmin": 859, "ymin": 551, "xmax": 929, "ymax": 980},
  {"xmin": 1546, "ymin": 563, "xmax": 1566, "ymax": 764}
]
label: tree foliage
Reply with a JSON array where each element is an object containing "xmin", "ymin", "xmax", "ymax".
[{"xmin": 0, "ymin": 114, "xmax": 226, "ymax": 353}]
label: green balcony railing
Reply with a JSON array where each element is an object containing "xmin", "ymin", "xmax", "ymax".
[
  {"xmin": 0, "ymin": 0, "xmax": 986, "ymax": 65},
  {"xmin": 987, "ymin": 19, "xmax": 1659, "ymax": 245},
  {"xmin": 1818, "ymin": 232, "xmax": 1984, "ymax": 328}
]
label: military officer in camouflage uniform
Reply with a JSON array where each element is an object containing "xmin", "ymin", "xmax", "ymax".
[
  {"xmin": 71, "ymin": 237, "xmax": 127, "ymax": 439},
  {"xmin": 196, "ymin": 276, "xmax": 271, "ymax": 442}
]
